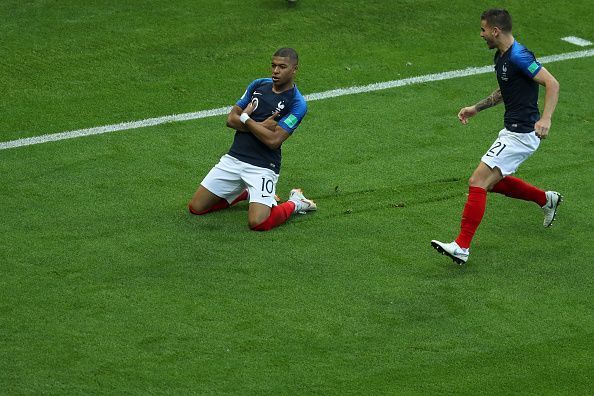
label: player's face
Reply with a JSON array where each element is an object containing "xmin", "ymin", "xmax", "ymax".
[
  {"xmin": 271, "ymin": 56, "xmax": 297, "ymax": 88},
  {"xmin": 480, "ymin": 19, "xmax": 498, "ymax": 49}
]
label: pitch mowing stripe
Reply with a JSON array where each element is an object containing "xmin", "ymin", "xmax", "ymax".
[{"xmin": 2, "ymin": 48, "xmax": 593, "ymax": 151}]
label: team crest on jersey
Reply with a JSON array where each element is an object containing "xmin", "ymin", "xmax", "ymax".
[
  {"xmin": 275, "ymin": 101, "xmax": 285, "ymax": 113},
  {"xmin": 500, "ymin": 63, "xmax": 509, "ymax": 81}
]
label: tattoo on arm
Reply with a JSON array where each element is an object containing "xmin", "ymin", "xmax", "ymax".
[{"xmin": 474, "ymin": 89, "xmax": 502, "ymax": 112}]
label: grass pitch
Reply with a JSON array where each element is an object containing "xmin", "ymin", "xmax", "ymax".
[{"xmin": 1, "ymin": 0, "xmax": 593, "ymax": 393}]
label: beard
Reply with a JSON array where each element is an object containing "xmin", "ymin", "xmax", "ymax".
[{"xmin": 485, "ymin": 39, "xmax": 496, "ymax": 49}]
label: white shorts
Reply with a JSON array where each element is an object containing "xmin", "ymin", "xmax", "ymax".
[
  {"xmin": 200, "ymin": 154, "xmax": 279, "ymax": 207},
  {"xmin": 481, "ymin": 128, "xmax": 540, "ymax": 176}
]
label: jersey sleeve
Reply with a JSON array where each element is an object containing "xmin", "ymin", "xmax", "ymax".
[
  {"xmin": 511, "ymin": 46, "xmax": 542, "ymax": 78},
  {"xmin": 235, "ymin": 78, "xmax": 267, "ymax": 109},
  {"xmin": 278, "ymin": 92, "xmax": 307, "ymax": 134}
]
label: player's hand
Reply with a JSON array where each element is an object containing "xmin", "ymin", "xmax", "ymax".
[
  {"xmin": 534, "ymin": 118, "xmax": 551, "ymax": 139},
  {"xmin": 244, "ymin": 101, "xmax": 255, "ymax": 116},
  {"xmin": 259, "ymin": 112, "xmax": 278, "ymax": 131},
  {"xmin": 458, "ymin": 106, "xmax": 478, "ymax": 125}
]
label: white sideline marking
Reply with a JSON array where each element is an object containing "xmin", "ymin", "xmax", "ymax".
[
  {"xmin": 2, "ymin": 48, "xmax": 594, "ymax": 151},
  {"xmin": 561, "ymin": 36, "xmax": 593, "ymax": 47}
]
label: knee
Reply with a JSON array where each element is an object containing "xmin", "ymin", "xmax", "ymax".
[
  {"xmin": 468, "ymin": 175, "xmax": 480, "ymax": 187},
  {"xmin": 248, "ymin": 215, "xmax": 271, "ymax": 231},
  {"xmin": 247, "ymin": 209, "xmax": 269, "ymax": 230},
  {"xmin": 248, "ymin": 219, "xmax": 258, "ymax": 229},
  {"xmin": 468, "ymin": 174, "xmax": 489, "ymax": 188},
  {"xmin": 188, "ymin": 203, "xmax": 205, "ymax": 215},
  {"xmin": 248, "ymin": 218, "xmax": 265, "ymax": 231}
]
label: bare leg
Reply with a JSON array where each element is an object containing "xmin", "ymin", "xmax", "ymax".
[
  {"xmin": 188, "ymin": 185, "xmax": 228, "ymax": 215},
  {"xmin": 469, "ymin": 162, "xmax": 503, "ymax": 190},
  {"xmin": 247, "ymin": 202, "xmax": 272, "ymax": 229}
]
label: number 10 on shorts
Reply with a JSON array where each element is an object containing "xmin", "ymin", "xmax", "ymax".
[{"xmin": 261, "ymin": 177, "xmax": 274, "ymax": 195}]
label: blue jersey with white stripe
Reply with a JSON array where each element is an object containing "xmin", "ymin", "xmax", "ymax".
[
  {"xmin": 494, "ymin": 41, "xmax": 542, "ymax": 133},
  {"xmin": 228, "ymin": 78, "xmax": 307, "ymax": 173}
]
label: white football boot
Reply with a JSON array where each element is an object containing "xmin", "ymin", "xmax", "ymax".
[
  {"xmin": 431, "ymin": 240, "xmax": 469, "ymax": 265},
  {"xmin": 288, "ymin": 188, "xmax": 317, "ymax": 214},
  {"xmin": 542, "ymin": 191, "xmax": 562, "ymax": 228}
]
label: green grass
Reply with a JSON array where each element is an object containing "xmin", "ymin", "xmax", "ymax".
[{"xmin": 1, "ymin": 0, "xmax": 593, "ymax": 394}]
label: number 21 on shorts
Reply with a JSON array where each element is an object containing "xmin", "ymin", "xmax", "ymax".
[{"xmin": 486, "ymin": 141, "xmax": 507, "ymax": 157}]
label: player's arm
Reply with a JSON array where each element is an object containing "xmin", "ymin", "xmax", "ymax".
[
  {"xmin": 227, "ymin": 79, "xmax": 278, "ymax": 133},
  {"xmin": 227, "ymin": 105, "xmax": 249, "ymax": 132},
  {"xmin": 458, "ymin": 89, "xmax": 502, "ymax": 124},
  {"xmin": 226, "ymin": 105, "xmax": 278, "ymax": 133},
  {"xmin": 245, "ymin": 122, "xmax": 290, "ymax": 150},
  {"xmin": 240, "ymin": 103, "xmax": 289, "ymax": 149},
  {"xmin": 532, "ymin": 67, "xmax": 560, "ymax": 139}
]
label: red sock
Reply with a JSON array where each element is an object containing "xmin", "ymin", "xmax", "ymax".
[
  {"xmin": 491, "ymin": 176, "xmax": 546, "ymax": 206},
  {"xmin": 250, "ymin": 201, "xmax": 296, "ymax": 231},
  {"xmin": 455, "ymin": 186, "xmax": 487, "ymax": 249}
]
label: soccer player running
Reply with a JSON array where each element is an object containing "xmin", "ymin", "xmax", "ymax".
[
  {"xmin": 188, "ymin": 48, "xmax": 316, "ymax": 231},
  {"xmin": 431, "ymin": 9, "xmax": 561, "ymax": 264}
]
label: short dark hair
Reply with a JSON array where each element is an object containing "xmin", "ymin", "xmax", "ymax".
[
  {"xmin": 273, "ymin": 47, "xmax": 299, "ymax": 65},
  {"xmin": 481, "ymin": 9, "xmax": 512, "ymax": 32}
]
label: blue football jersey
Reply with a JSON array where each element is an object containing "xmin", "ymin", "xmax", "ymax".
[
  {"xmin": 228, "ymin": 78, "xmax": 307, "ymax": 173},
  {"xmin": 494, "ymin": 41, "xmax": 542, "ymax": 133}
]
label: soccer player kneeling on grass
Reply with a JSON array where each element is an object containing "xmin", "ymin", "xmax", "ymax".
[
  {"xmin": 431, "ymin": 9, "xmax": 561, "ymax": 264},
  {"xmin": 188, "ymin": 48, "xmax": 316, "ymax": 231}
]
